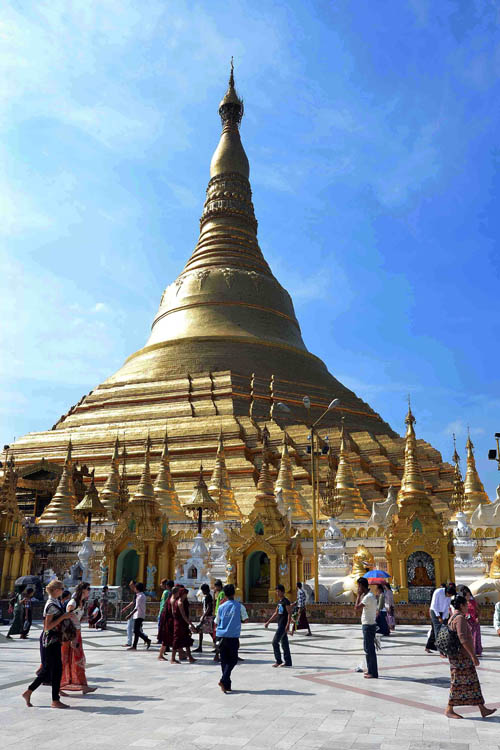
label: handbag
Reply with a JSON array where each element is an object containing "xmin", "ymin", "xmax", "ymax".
[{"xmin": 435, "ymin": 616, "xmax": 461, "ymax": 657}]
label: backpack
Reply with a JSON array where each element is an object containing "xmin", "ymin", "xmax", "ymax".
[{"xmin": 435, "ymin": 615, "xmax": 461, "ymax": 657}]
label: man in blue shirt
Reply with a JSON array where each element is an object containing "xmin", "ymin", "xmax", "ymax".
[{"xmin": 215, "ymin": 584, "xmax": 249, "ymax": 693}]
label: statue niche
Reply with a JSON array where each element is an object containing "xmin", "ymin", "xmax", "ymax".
[{"xmin": 407, "ymin": 551, "xmax": 435, "ymax": 603}]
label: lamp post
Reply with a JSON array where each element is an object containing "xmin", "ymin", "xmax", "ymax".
[
  {"xmin": 276, "ymin": 397, "xmax": 340, "ymax": 602},
  {"xmin": 488, "ymin": 433, "xmax": 500, "ymax": 471},
  {"xmin": 74, "ymin": 473, "xmax": 107, "ymax": 583}
]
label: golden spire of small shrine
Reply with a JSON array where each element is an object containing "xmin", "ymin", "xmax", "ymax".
[
  {"xmin": 113, "ymin": 445, "xmax": 129, "ymax": 518},
  {"xmin": 275, "ymin": 433, "xmax": 310, "ymax": 520},
  {"xmin": 100, "ymin": 436, "xmax": 120, "ymax": 517},
  {"xmin": 398, "ymin": 401, "xmax": 427, "ymax": 501},
  {"xmin": 247, "ymin": 461, "xmax": 284, "ymax": 534},
  {"xmin": 182, "ymin": 464, "xmax": 219, "ymax": 523},
  {"xmin": 154, "ymin": 426, "xmax": 186, "ymax": 520},
  {"xmin": 333, "ymin": 421, "xmax": 370, "ymax": 519},
  {"xmin": 208, "ymin": 430, "xmax": 242, "ymax": 520},
  {"xmin": 130, "ymin": 435, "xmax": 156, "ymax": 506},
  {"xmin": 449, "ymin": 434, "xmax": 465, "ymax": 517},
  {"xmin": 38, "ymin": 439, "xmax": 76, "ymax": 526},
  {"xmin": 464, "ymin": 430, "xmax": 489, "ymax": 515}
]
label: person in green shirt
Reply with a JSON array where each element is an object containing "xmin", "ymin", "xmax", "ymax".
[
  {"xmin": 213, "ymin": 580, "xmax": 225, "ymax": 663},
  {"xmin": 157, "ymin": 579, "xmax": 173, "ymax": 643}
]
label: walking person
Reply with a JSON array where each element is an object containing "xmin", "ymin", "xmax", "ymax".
[
  {"xmin": 375, "ymin": 584, "xmax": 390, "ymax": 636},
  {"xmin": 215, "ymin": 584, "xmax": 249, "ymax": 693},
  {"xmin": 158, "ymin": 581, "xmax": 175, "ymax": 661},
  {"xmin": 291, "ymin": 582, "xmax": 312, "ymax": 637},
  {"xmin": 121, "ymin": 580, "xmax": 140, "ymax": 647},
  {"xmin": 212, "ymin": 579, "xmax": 225, "ymax": 663},
  {"xmin": 157, "ymin": 579, "xmax": 172, "ymax": 643},
  {"xmin": 127, "ymin": 583, "xmax": 151, "ymax": 650},
  {"xmin": 22, "ymin": 579, "xmax": 74, "ymax": 709},
  {"xmin": 193, "ymin": 583, "xmax": 215, "ymax": 653},
  {"xmin": 445, "ymin": 594, "xmax": 496, "ymax": 719},
  {"xmin": 171, "ymin": 588, "xmax": 195, "ymax": 664},
  {"xmin": 61, "ymin": 582, "xmax": 97, "ymax": 694},
  {"xmin": 427, "ymin": 583, "xmax": 455, "ymax": 655},
  {"xmin": 460, "ymin": 585, "xmax": 482, "ymax": 656},
  {"xmin": 384, "ymin": 582, "xmax": 396, "ymax": 631},
  {"xmin": 6, "ymin": 587, "xmax": 32, "ymax": 639},
  {"xmin": 355, "ymin": 577, "xmax": 378, "ymax": 679},
  {"xmin": 494, "ymin": 600, "xmax": 500, "ymax": 637},
  {"xmin": 265, "ymin": 584, "xmax": 292, "ymax": 668}
]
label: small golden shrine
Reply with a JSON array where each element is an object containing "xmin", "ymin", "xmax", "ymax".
[
  {"xmin": 386, "ymin": 406, "xmax": 455, "ymax": 603},
  {"xmin": 226, "ymin": 460, "xmax": 303, "ymax": 601},
  {"xmin": 103, "ymin": 437, "xmax": 176, "ymax": 589},
  {"xmin": 0, "ymin": 455, "xmax": 33, "ymax": 593}
]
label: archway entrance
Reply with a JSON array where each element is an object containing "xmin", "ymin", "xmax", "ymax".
[
  {"xmin": 407, "ymin": 550, "xmax": 435, "ymax": 603},
  {"xmin": 246, "ymin": 551, "xmax": 270, "ymax": 602},
  {"xmin": 115, "ymin": 548, "xmax": 139, "ymax": 590}
]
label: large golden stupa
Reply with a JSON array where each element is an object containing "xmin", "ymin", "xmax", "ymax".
[{"xmin": 6, "ymin": 65, "xmax": 483, "ymax": 599}]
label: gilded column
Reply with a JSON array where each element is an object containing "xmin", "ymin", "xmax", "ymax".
[
  {"xmin": 138, "ymin": 550, "xmax": 145, "ymax": 583},
  {"xmin": 1, "ymin": 547, "xmax": 12, "ymax": 595}
]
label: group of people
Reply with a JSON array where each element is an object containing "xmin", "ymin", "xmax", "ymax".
[
  {"xmin": 356, "ymin": 576, "xmax": 499, "ymax": 719},
  {"xmin": 21, "ymin": 579, "xmax": 97, "ymax": 709},
  {"xmin": 13, "ymin": 573, "xmax": 500, "ymax": 713}
]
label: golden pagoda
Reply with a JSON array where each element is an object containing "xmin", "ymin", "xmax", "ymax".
[
  {"xmin": 100, "ymin": 436, "xmax": 120, "ymax": 518},
  {"xmin": 334, "ymin": 423, "xmax": 370, "ymax": 520},
  {"xmin": 38, "ymin": 440, "xmax": 76, "ymax": 526},
  {"xmin": 113, "ymin": 446, "xmax": 130, "ymax": 519},
  {"xmin": 154, "ymin": 427, "xmax": 186, "ymax": 520},
  {"xmin": 386, "ymin": 406, "xmax": 454, "ymax": 602},
  {"xmin": 10, "ymin": 65, "xmax": 460, "ymax": 569},
  {"xmin": 464, "ymin": 433, "xmax": 489, "ymax": 517},
  {"xmin": 449, "ymin": 435, "xmax": 465, "ymax": 520},
  {"xmin": 208, "ymin": 431, "xmax": 242, "ymax": 520},
  {"xmin": 274, "ymin": 433, "xmax": 310, "ymax": 521}
]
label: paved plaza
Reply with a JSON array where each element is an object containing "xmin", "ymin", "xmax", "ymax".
[{"xmin": 1, "ymin": 620, "xmax": 500, "ymax": 750}]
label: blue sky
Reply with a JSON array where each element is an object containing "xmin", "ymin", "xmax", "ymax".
[{"xmin": 1, "ymin": 0, "xmax": 499, "ymax": 498}]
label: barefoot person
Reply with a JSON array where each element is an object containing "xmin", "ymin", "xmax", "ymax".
[
  {"xmin": 265, "ymin": 584, "xmax": 292, "ymax": 668},
  {"xmin": 127, "ymin": 582, "xmax": 152, "ymax": 651},
  {"xmin": 215, "ymin": 584, "xmax": 249, "ymax": 693},
  {"xmin": 22, "ymin": 579, "xmax": 73, "ymax": 709},
  {"xmin": 193, "ymin": 583, "xmax": 215, "ymax": 654},
  {"xmin": 171, "ymin": 588, "xmax": 196, "ymax": 664},
  {"xmin": 355, "ymin": 577, "xmax": 378, "ymax": 679},
  {"xmin": 291, "ymin": 582, "xmax": 311, "ymax": 637},
  {"xmin": 445, "ymin": 594, "xmax": 496, "ymax": 720},
  {"xmin": 61, "ymin": 582, "xmax": 97, "ymax": 694}
]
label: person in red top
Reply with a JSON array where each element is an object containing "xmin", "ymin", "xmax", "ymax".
[{"xmin": 460, "ymin": 585, "xmax": 482, "ymax": 656}]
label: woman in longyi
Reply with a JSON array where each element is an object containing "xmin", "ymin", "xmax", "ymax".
[
  {"xmin": 445, "ymin": 594, "xmax": 495, "ymax": 719},
  {"xmin": 61, "ymin": 582, "xmax": 97, "ymax": 694}
]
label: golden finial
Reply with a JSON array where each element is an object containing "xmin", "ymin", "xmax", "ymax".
[
  {"xmin": 275, "ymin": 432, "xmax": 310, "ymax": 520},
  {"xmin": 332, "ymin": 421, "xmax": 369, "ymax": 519},
  {"xmin": 464, "ymin": 428, "xmax": 489, "ymax": 515},
  {"xmin": 208, "ymin": 428, "xmax": 241, "ymax": 520}
]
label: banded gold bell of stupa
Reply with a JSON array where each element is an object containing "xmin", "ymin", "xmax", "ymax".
[
  {"xmin": 208, "ymin": 431, "xmax": 242, "ymax": 520},
  {"xmin": 38, "ymin": 440, "xmax": 76, "ymax": 526},
  {"xmin": 154, "ymin": 427, "xmax": 186, "ymax": 520},
  {"xmin": 464, "ymin": 434, "xmax": 489, "ymax": 517},
  {"xmin": 334, "ymin": 424, "xmax": 370, "ymax": 520},
  {"xmin": 100, "ymin": 436, "xmax": 120, "ymax": 518},
  {"xmin": 130, "ymin": 436, "xmax": 157, "ymax": 509},
  {"xmin": 247, "ymin": 461, "xmax": 284, "ymax": 535},
  {"xmin": 274, "ymin": 434, "xmax": 310, "ymax": 521}
]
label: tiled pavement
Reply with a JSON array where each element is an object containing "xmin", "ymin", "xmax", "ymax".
[{"xmin": 1, "ymin": 620, "xmax": 500, "ymax": 749}]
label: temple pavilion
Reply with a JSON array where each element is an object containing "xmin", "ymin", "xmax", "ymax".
[{"xmin": 2, "ymin": 66, "xmax": 498, "ymax": 602}]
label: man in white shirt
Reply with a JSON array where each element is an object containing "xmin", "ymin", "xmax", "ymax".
[
  {"xmin": 429, "ymin": 583, "xmax": 455, "ymax": 652},
  {"xmin": 355, "ymin": 577, "xmax": 378, "ymax": 679},
  {"xmin": 126, "ymin": 582, "xmax": 151, "ymax": 651},
  {"xmin": 493, "ymin": 601, "xmax": 500, "ymax": 636}
]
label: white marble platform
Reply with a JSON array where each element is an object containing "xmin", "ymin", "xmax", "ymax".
[{"xmin": 1, "ymin": 618, "xmax": 500, "ymax": 750}]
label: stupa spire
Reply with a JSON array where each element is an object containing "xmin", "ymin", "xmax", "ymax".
[
  {"xmin": 247, "ymin": 461, "xmax": 284, "ymax": 534},
  {"xmin": 154, "ymin": 426, "xmax": 186, "ymax": 520},
  {"xmin": 100, "ymin": 436, "xmax": 120, "ymax": 517},
  {"xmin": 131, "ymin": 435, "xmax": 156, "ymax": 506},
  {"xmin": 333, "ymin": 421, "xmax": 370, "ymax": 519},
  {"xmin": 208, "ymin": 430, "xmax": 242, "ymax": 519},
  {"xmin": 464, "ymin": 431, "xmax": 489, "ymax": 515},
  {"xmin": 275, "ymin": 433, "xmax": 310, "ymax": 521},
  {"xmin": 38, "ymin": 440, "xmax": 76, "ymax": 526},
  {"xmin": 114, "ymin": 446, "xmax": 129, "ymax": 518},
  {"xmin": 397, "ymin": 404, "xmax": 436, "ymax": 514},
  {"xmin": 449, "ymin": 434, "xmax": 465, "ymax": 518}
]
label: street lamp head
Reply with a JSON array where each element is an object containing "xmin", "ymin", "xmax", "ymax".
[
  {"xmin": 327, "ymin": 399, "xmax": 340, "ymax": 410},
  {"xmin": 276, "ymin": 402, "xmax": 291, "ymax": 414},
  {"xmin": 303, "ymin": 396, "xmax": 311, "ymax": 410}
]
